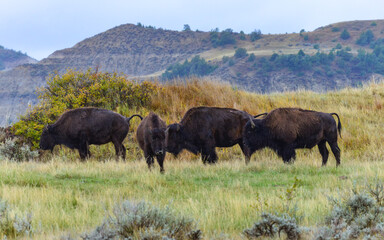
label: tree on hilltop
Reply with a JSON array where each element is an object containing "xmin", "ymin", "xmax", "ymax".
[{"xmin": 183, "ymin": 24, "xmax": 191, "ymax": 32}]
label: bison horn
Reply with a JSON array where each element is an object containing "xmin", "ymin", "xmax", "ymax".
[
  {"xmin": 176, "ymin": 124, "xmax": 180, "ymax": 131},
  {"xmin": 249, "ymin": 116, "xmax": 256, "ymax": 129}
]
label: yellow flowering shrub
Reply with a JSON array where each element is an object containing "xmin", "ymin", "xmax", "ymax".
[{"xmin": 12, "ymin": 69, "xmax": 157, "ymax": 149}]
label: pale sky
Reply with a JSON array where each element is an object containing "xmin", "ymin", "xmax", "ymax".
[{"xmin": 1, "ymin": 0, "xmax": 383, "ymax": 60}]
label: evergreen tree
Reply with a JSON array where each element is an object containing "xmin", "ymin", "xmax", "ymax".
[{"xmin": 340, "ymin": 29, "xmax": 351, "ymax": 40}]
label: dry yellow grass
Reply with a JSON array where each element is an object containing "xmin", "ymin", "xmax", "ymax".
[{"xmin": 1, "ymin": 78, "xmax": 384, "ymax": 239}]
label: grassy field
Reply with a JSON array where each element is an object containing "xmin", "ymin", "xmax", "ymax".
[
  {"xmin": 1, "ymin": 79, "xmax": 384, "ymax": 239},
  {"xmin": 1, "ymin": 155, "xmax": 384, "ymax": 239}
]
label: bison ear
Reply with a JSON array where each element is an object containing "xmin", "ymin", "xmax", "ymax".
[{"xmin": 47, "ymin": 124, "xmax": 54, "ymax": 133}]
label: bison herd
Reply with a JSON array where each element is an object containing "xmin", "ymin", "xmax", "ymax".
[{"xmin": 40, "ymin": 106, "xmax": 342, "ymax": 172}]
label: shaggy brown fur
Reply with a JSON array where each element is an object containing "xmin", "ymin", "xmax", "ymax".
[
  {"xmin": 244, "ymin": 107, "xmax": 342, "ymax": 166},
  {"xmin": 166, "ymin": 106, "xmax": 255, "ymax": 164},
  {"xmin": 39, "ymin": 107, "xmax": 142, "ymax": 160},
  {"xmin": 136, "ymin": 112, "xmax": 167, "ymax": 173}
]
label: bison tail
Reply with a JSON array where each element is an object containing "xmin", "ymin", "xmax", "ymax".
[
  {"xmin": 331, "ymin": 113, "xmax": 342, "ymax": 139},
  {"xmin": 253, "ymin": 112, "xmax": 268, "ymax": 118},
  {"xmin": 127, "ymin": 114, "xmax": 143, "ymax": 123}
]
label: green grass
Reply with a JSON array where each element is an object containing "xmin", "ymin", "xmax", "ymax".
[{"xmin": 1, "ymin": 152, "xmax": 383, "ymax": 239}]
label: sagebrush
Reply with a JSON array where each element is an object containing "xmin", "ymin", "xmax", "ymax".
[{"xmin": 80, "ymin": 200, "xmax": 201, "ymax": 240}]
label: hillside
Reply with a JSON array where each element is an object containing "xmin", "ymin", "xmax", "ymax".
[
  {"xmin": 0, "ymin": 45, "xmax": 37, "ymax": 70},
  {"xmin": 1, "ymin": 20, "xmax": 384, "ymax": 125}
]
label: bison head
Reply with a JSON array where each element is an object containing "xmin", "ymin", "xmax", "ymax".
[
  {"xmin": 243, "ymin": 118, "xmax": 268, "ymax": 154},
  {"xmin": 149, "ymin": 128, "xmax": 166, "ymax": 156},
  {"xmin": 165, "ymin": 123, "xmax": 184, "ymax": 156},
  {"xmin": 39, "ymin": 125, "xmax": 56, "ymax": 151}
]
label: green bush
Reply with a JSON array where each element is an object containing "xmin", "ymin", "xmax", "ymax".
[
  {"xmin": 239, "ymin": 31, "xmax": 246, "ymax": 40},
  {"xmin": 222, "ymin": 56, "xmax": 230, "ymax": 63},
  {"xmin": 356, "ymin": 29, "xmax": 375, "ymax": 46},
  {"xmin": 250, "ymin": 29, "xmax": 262, "ymax": 42},
  {"xmin": 234, "ymin": 48, "xmax": 248, "ymax": 58},
  {"xmin": 340, "ymin": 29, "xmax": 350, "ymax": 40},
  {"xmin": 12, "ymin": 69, "xmax": 157, "ymax": 149},
  {"xmin": 209, "ymin": 28, "xmax": 236, "ymax": 47},
  {"xmin": 247, "ymin": 53, "xmax": 256, "ymax": 62}
]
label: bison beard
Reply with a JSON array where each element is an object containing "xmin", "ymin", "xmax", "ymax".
[
  {"xmin": 165, "ymin": 106, "xmax": 255, "ymax": 164},
  {"xmin": 243, "ymin": 108, "xmax": 342, "ymax": 166},
  {"xmin": 39, "ymin": 107, "xmax": 142, "ymax": 160},
  {"xmin": 136, "ymin": 112, "xmax": 167, "ymax": 173}
]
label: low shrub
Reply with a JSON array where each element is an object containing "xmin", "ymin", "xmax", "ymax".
[
  {"xmin": 234, "ymin": 48, "xmax": 248, "ymax": 58},
  {"xmin": 314, "ymin": 180, "xmax": 384, "ymax": 239},
  {"xmin": 0, "ymin": 138, "xmax": 38, "ymax": 162},
  {"xmin": 243, "ymin": 213, "xmax": 303, "ymax": 240},
  {"xmin": 81, "ymin": 200, "xmax": 201, "ymax": 240},
  {"xmin": 0, "ymin": 198, "xmax": 32, "ymax": 238},
  {"xmin": 244, "ymin": 177, "xmax": 305, "ymax": 240}
]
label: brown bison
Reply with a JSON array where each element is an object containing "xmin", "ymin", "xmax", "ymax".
[
  {"xmin": 165, "ymin": 106, "xmax": 259, "ymax": 164},
  {"xmin": 243, "ymin": 108, "xmax": 342, "ymax": 166},
  {"xmin": 39, "ymin": 107, "xmax": 142, "ymax": 160},
  {"xmin": 136, "ymin": 112, "xmax": 167, "ymax": 173}
]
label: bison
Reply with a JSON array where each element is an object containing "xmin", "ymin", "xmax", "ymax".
[
  {"xmin": 165, "ymin": 106, "xmax": 260, "ymax": 164},
  {"xmin": 136, "ymin": 112, "xmax": 167, "ymax": 173},
  {"xmin": 243, "ymin": 108, "xmax": 342, "ymax": 166},
  {"xmin": 39, "ymin": 107, "xmax": 142, "ymax": 160}
]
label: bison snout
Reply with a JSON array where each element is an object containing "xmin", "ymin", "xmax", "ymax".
[{"xmin": 155, "ymin": 150, "xmax": 164, "ymax": 155}]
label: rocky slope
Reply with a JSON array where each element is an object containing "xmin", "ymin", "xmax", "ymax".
[{"xmin": 0, "ymin": 46, "xmax": 37, "ymax": 71}]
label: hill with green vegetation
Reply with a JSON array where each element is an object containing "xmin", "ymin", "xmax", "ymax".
[
  {"xmin": 1, "ymin": 71, "xmax": 384, "ymax": 239},
  {"xmin": 1, "ymin": 20, "xmax": 384, "ymax": 125}
]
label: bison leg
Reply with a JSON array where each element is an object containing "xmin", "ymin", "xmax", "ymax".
[
  {"xmin": 282, "ymin": 145, "xmax": 296, "ymax": 164},
  {"xmin": 144, "ymin": 145, "xmax": 155, "ymax": 170},
  {"xmin": 78, "ymin": 145, "xmax": 90, "ymax": 160},
  {"xmin": 113, "ymin": 143, "xmax": 126, "ymax": 161},
  {"xmin": 156, "ymin": 153, "xmax": 165, "ymax": 173},
  {"xmin": 201, "ymin": 146, "xmax": 218, "ymax": 164},
  {"xmin": 79, "ymin": 132, "xmax": 90, "ymax": 161},
  {"xmin": 145, "ymin": 154, "xmax": 154, "ymax": 170},
  {"xmin": 78, "ymin": 149, "xmax": 88, "ymax": 160},
  {"xmin": 329, "ymin": 141, "xmax": 341, "ymax": 166},
  {"xmin": 239, "ymin": 142, "xmax": 251, "ymax": 165},
  {"xmin": 112, "ymin": 137, "xmax": 126, "ymax": 161},
  {"xmin": 318, "ymin": 140, "xmax": 329, "ymax": 166}
]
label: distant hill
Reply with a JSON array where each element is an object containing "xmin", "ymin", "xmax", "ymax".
[
  {"xmin": 0, "ymin": 46, "xmax": 37, "ymax": 71},
  {"xmin": 1, "ymin": 20, "xmax": 384, "ymax": 125}
]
